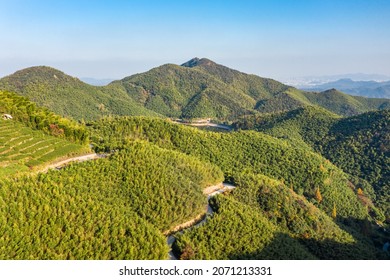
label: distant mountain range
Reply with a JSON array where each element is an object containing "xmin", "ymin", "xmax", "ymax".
[
  {"xmin": 0, "ymin": 58, "xmax": 389, "ymax": 121},
  {"xmin": 300, "ymin": 79, "xmax": 390, "ymax": 99},
  {"xmin": 284, "ymin": 73, "xmax": 390, "ymax": 87}
]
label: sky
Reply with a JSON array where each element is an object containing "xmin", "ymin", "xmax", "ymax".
[{"xmin": 1, "ymin": 0, "xmax": 390, "ymax": 80}]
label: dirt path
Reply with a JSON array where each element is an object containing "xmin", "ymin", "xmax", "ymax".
[{"xmin": 39, "ymin": 153, "xmax": 104, "ymax": 173}]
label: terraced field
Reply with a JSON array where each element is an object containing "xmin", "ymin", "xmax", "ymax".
[{"xmin": 0, "ymin": 119, "xmax": 88, "ymax": 177}]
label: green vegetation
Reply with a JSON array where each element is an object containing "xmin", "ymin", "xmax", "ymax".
[
  {"xmin": 109, "ymin": 59, "xmax": 390, "ymax": 119},
  {"xmin": 234, "ymin": 105, "xmax": 339, "ymax": 148},
  {"xmin": 234, "ymin": 107, "xmax": 389, "ymax": 223},
  {"xmin": 0, "ymin": 140, "xmax": 223, "ymax": 259},
  {"xmin": 304, "ymin": 89, "xmax": 390, "ymax": 116},
  {"xmin": 1, "ymin": 60, "xmax": 387, "ymax": 123},
  {"xmin": 0, "ymin": 67, "xmax": 160, "ymax": 120},
  {"xmin": 1, "ymin": 60, "xmax": 388, "ymax": 260},
  {"xmin": 232, "ymin": 174, "xmax": 380, "ymax": 259},
  {"xmin": 0, "ymin": 91, "xmax": 88, "ymax": 144},
  {"xmin": 0, "ymin": 118, "xmax": 88, "ymax": 177},
  {"xmin": 89, "ymin": 116, "xmax": 369, "ymax": 222},
  {"xmin": 174, "ymin": 195, "xmax": 317, "ymax": 260},
  {"xmin": 323, "ymin": 110, "xmax": 390, "ymax": 221},
  {"xmin": 174, "ymin": 173, "xmax": 381, "ymax": 260}
]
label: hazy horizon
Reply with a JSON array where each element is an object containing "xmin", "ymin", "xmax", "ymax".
[{"xmin": 1, "ymin": 0, "xmax": 390, "ymax": 80}]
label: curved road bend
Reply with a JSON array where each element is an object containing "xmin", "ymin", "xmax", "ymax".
[
  {"xmin": 40, "ymin": 153, "xmax": 106, "ymax": 173},
  {"xmin": 167, "ymin": 182, "xmax": 236, "ymax": 260}
]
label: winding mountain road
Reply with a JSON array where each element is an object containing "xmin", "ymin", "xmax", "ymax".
[
  {"xmin": 38, "ymin": 149, "xmax": 236, "ymax": 260},
  {"xmin": 167, "ymin": 182, "xmax": 236, "ymax": 260}
]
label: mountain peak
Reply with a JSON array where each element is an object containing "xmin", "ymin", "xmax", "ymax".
[
  {"xmin": 6, "ymin": 66, "xmax": 79, "ymax": 83},
  {"xmin": 181, "ymin": 57, "xmax": 216, "ymax": 68}
]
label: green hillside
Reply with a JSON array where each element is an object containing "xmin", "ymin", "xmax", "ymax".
[
  {"xmin": 89, "ymin": 116, "xmax": 370, "ymax": 223},
  {"xmin": 112, "ymin": 62, "xmax": 261, "ymax": 119},
  {"xmin": 174, "ymin": 194, "xmax": 317, "ymax": 260},
  {"xmin": 0, "ymin": 118, "xmax": 88, "ymax": 177},
  {"xmin": 174, "ymin": 174, "xmax": 380, "ymax": 260},
  {"xmin": 0, "ymin": 140, "xmax": 223, "ymax": 259},
  {"xmin": 0, "ymin": 60, "xmax": 388, "ymax": 260},
  {"xmin": 323, "ymin": 110, "xmax": 390, "ymax": 221},
  {"xmin": 234, "ymin": 107, "xmax": 390, "ymax": 223},
  {"xmin": 1, "ymin": 91, "xmax": 88, "ymax": 144},
  {"xmin": 0, "ymin": 66, "xmax": 160, "ymax": 120},
  {"xmin": 113, "ymin": 58, "xmax": 389, "ymax": 120},
  {"xmin": 234, "ymin": 105, "xmax": 340, "ymax": 148},
  {"xmin": 304, "ymin": 89, "xmax": 390, "ymax": 116},
  {"xmin": 0, "ymin": 90, "xmax": 90, "ymax": 177},
  {"xmin": 1, "ymin": 60, "xmax": 388, "ymax": 122}
]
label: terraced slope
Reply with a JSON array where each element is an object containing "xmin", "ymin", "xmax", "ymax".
[{"xmin": 0, "ymin": 118, "xmax": 88, "ymax": 177}]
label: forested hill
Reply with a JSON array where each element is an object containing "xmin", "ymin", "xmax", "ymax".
[
  {"xmin": 234, "ymin": 107, "xmax": 390, "ymax": 223},
  {"xmin": 88, "ymin": 116, "xmax": 387, "ymax": 259},
  {"xmin": 0, "ymin": 66, "xmax": 160, "ymax": 120},
  {"xmin": 303, "ymin": 89, "xmax": 390, "ymax": 116},
  {"xmin": 1, "ymin": 93, "xmax": 387, "ymax": 259},
  {"xmin": 115, "ymin": 58, "xmax": 389, "ymax": 120},
  {"xmin": 1, "ymin": 60, "xmax": 389, "ymax": 121}
]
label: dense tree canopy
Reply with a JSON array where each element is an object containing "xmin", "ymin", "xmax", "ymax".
[{"xmin": 0, "ymin": 140, "xmax": 223, "ymax": 259}]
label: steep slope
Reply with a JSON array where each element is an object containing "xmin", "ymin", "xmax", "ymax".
[
  {"xmin": 181, "ymin": 57, "xmax": 289, "ymax": 101},
  {"xmin": 175, "ymin": 174, "xmax": 380, "ymax": 259},
  {"xmin": 114, "ymin": 58, "xmax": 389, "ymax": 119},
  {"xmin": 0, "ymin": 117, "xmax": 88, "ymax": 177},
  {"xmin": 0, "ymin": 66, "xmax": 160, "ymax": 120},
  {"xmin": 323, "ymin": 110, "xmax": 390, "ymax": 221},
  {"xmin": 234, "ymin": 107, "xmax": 390, "ymax": 222},
  {"xmin": 0, "ymin": 91, "xmax": 88, "ymax": 144},
  {"xmin": 1, "ymin": 61, "xmax": 388, "ymax": 121},
  {"xmin": 89, "ymin": 116, "xmax": 370, "ymax": 223},
  {"xmin": 114, "ymin": 57, "xmax": 319, "ymax": 120},
  {"xmin": 0, "ymin": 90, "xmax": 90, "ymax": 177},
  {"xmin": 111, "ymin": 62, "xmax": 261, "ymax": 120},
  {"xmin": 0, "ymin": 140, "xmax": 223, "ymax": 259}
]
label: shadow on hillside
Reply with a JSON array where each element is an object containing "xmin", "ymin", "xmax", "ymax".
[
  {"xmin": 227, "ymin": 232, "xmax": 388, "ymax": 260},
  {"xmin": 335, "ymin": 217, "xmax": 390, "ymax": 256},
  {"xmin": 227, "ymin": 232, "xmax": 316, "ymax": 260}
]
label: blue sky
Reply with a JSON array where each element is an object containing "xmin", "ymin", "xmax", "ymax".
[{"xmin": 1, "ymin": 0, "xmax": 390, "ymax": 79}]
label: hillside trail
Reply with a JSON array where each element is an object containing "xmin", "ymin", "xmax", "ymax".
[
  {"xmin": 39, "ymin": 153, "xmax": 106, "ymax": 173},
  {"xmin": 167, "ymin": 182, "xmax": 236, "ymax": 260}
]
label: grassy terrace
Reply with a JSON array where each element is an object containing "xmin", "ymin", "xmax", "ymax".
[{"xmin": 0, "ymin": 119, "xmax": 88, "ymax": 177}]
